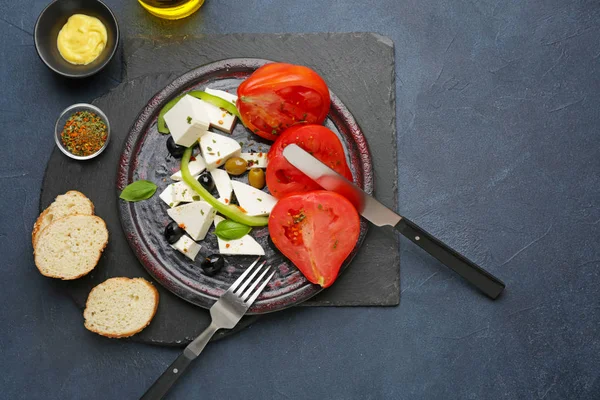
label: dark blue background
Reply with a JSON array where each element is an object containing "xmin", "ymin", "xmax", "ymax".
[{"xmin": 1, "ymin": 0, "xmax": 599, "ymax": 399}]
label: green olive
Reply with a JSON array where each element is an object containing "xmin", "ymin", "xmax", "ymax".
[
  {"xmin": 248, "ymin": 168, "xmax": 266, "ymax": 189},
  {"xmin": 224, "ymin": 157, "xmax": 248, "ymax": 176}
]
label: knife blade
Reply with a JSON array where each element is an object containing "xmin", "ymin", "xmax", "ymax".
[{"xmin": 283, "ymin": 144, "xmax": 505, "ymax": 299}]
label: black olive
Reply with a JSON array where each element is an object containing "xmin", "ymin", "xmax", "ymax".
[
  {"xmin": 164, "ymin": 221, "xmax": 185, "ymax": 244},
  {"xmin": 197, "ymin": 171, "xmax": 215, "ymax": 192},
  {"xmin": 166, "ymin": 136, "xmax": 186, "ymax": 158},
  {"xmin": 201, "ymin": 254, "xmax": 225, "ymax": 276}
]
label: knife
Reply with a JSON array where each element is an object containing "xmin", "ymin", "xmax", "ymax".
[{"xmin": 283, "ymin": 144, "xmax": 505, "ymax": 300}]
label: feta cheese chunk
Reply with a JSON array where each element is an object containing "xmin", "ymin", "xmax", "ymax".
[
  {"xmin": 202, "ymin": 89, "xmax": 238, "ymax": 133},
  {"xmin": 172, "ymin": 181, "xmax": 200, "ymax": 203},
  {"xmin": 171, "ymin": 234, "xmax": 201, "ymax": 261},
  {"xmin": 205, "ymin": 88, "xmax": 237, "ymax": 105},
  {"xmin": 213, "ymin": 216, "xmax": 265, "ymax": 256},
  {"xmin": 231, "ymin": 181, "xmax": 278, "ymax": 216},
  {"xmin": 163, "ymin": 95, "xmax": 210, "ymax": 147},
  {"xmin": 199, "ymin": 131, "xmax": 241, "ymax": 170},
  {"xmin": 210, "ymin": 169, "xmax": 233, "ymax": 204},
  {"xmin": 167, "ymin": 201, "xmax": 216, "ymax": 241},
  {"xmin": 159, "ymin": 184, "xmax": 180, "ymax": 208},
  {"xmin": 170, "ymin": 157, "xmax": 207, "ymax": 181},
  {"xmin": 240, "ymin": 152, "xmax": 268, "ymax": 169}
]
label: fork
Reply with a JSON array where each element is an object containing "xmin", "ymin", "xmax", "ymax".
[{"xmin": 141, "ymin": 257, "xmax": 274, "ymax": 400}]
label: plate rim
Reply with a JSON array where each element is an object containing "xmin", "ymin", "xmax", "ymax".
[{"xmin": 117, "ymin": 58, "xmax": 373, "ymax": 315}]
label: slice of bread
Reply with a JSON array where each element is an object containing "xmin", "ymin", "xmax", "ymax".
[
  {"xmin": 34, "ymin": 215, "xmax": 108, "ymax": 280},
  {"xmin": 32, "ymin": 191, "xmax": 94, "ymax": 248},
  {"xmin": 83, "ymin": 277, "xmax": 159, "ymax": 338}
]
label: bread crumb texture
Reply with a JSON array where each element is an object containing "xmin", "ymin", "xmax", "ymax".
[
  {"xmin": 84, "ymin": 277, "xmax": 159, "ymax": 338},
  {"xmin": 32, "ymin": 191, "xmax": 94, "ymax": 247},
  {"xmin": 34, "ymin": 215, "xmax": 108, "ymax": 280}
]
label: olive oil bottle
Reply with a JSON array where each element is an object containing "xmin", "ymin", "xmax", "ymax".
[{"xmin": 138, "ymin": 0, "xmax": 205, "ymax": 20}]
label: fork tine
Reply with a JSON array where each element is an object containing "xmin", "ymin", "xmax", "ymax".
[
  {"xmin": 241, "ymin": 266, "xmax": 273, "ymax": 302},
  {"xmin": 244, "ymin": 269, "xmax": 275, "ymax": 305},
  {"xmin": 228, "ymin": 257, "xmax": 261, "ymax": 293},
  {"xmin": 234, "ymin": 261, "xmax": 266, "ymax": 295}
]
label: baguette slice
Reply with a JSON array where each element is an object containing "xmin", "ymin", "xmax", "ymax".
[
  {"xmin": 83, "ymin": 277, "xmax": 159, "ymax": 338},
  {"xmin": 32, "ymin": 191, "xmax": 94, "ymax": 248},
  {"xmin": 34, "ymin": 215, "xmax": 108, "ymax": 280}
]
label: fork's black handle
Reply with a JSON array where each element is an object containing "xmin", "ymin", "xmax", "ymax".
[
  {"xmin": 395, "ymin": 218, "xmax": 506, "ymax": 299},
  {"xmin": 140, "ymin": 349, "xmax": 195, "ymax": 400}
]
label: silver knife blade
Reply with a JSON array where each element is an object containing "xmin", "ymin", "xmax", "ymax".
[{"xmin": 282, "ymin": 144, "xmax": 402, "ymax": 227}]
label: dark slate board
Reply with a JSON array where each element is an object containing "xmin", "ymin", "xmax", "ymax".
[
  {"xmin": 41, "ymin": 74, "xmax": 258, "ymax": 346},
  {"xmin": 41, "ymin": 33, "xmax": 398, "ymax": 346},
  {"xmin": 123, "ymin": 33, "xmax": 400, "ymax": 307}
]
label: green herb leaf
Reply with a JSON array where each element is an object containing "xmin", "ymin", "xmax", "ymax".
[
  {"xmin": 215, "ymin": 219, "xmax": 252, "ymax": 240},
  {"xmin": 187, "ymin": 116, "xmax": 192, "ymax": 124},
  {"xmin": 119, "ymin": 180, "xmax": 157, "ymax": 202}
]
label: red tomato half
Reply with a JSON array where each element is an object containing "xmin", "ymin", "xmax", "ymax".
[
  {"xmin": 266, "ymin": 124, "xmax": 353, "ymax": 198},
  {"xmin": 269, "ymin": 191, "xmax": 360, "ymax": 288},
  {"xmin": 237, "ymin": 63, "xmax": 331, "ymax": 141}
]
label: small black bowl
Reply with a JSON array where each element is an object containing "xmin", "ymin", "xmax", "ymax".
[{"xmin": 34, "ymin": 0, "xmax": 119, "ymax": 78}]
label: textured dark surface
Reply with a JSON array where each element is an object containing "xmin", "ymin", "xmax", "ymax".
[
  {"xmin": 117, "ymin": 58, "xmax": 372, "ymax": 314},
  {"xmin": 2, "ymin": 0, "xmax": 600, "ymax": 399},
  {"xmin": 40, "ymin": 73, "xmax": 259, "ymax": 345}
]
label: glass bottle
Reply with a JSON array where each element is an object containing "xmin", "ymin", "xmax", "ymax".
[{"xmin": 138, "ymin": 0, "xmax": 205, "ymax": 20}]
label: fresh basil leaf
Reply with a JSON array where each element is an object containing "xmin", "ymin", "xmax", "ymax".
[
  {"xmin": 120, "ymin": 180, "xmax": 157, "ymax": 202},
  {"xmin": 215, "ymin": 219, "xmax": 252, "ymax": 240}
]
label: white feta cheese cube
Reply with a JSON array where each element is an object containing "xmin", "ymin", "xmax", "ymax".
[
  {"xmin": 231, "ymin": 181, "xmax": 278, "ymax": 216},
  {"xmin": 205, "ymin": 88, "xmax": 238, "ymax": 105},
  {"xmin": 213, "ymin": 216, "xmax": 265, "ymax": 256},
  {"xmin": 171, "ymin": 234, "xmax": 201, "ymax": 261},
  {"xmin": 163, "ymin": 95, "xmax": 210, "ymax": 147},
  {"xmin": 202, "ymin": 89, "xmax": 238, "ymax": 134},
  {"xmin": 210, "ymin": 169, "xmax": 233, "ymax": 205},
  {"xmin": 167, "ymin": 201, "xmax": 216, "ymax": 241},
  {"xmin": 172, "ymin": 181, "xmax": 200, "ymax": 203},
  {"xmin": 170, "ymin": 157, "xmax": 207, "ymax": 181},
  {"xmin": 199, "ymin": 131, "xmax": 241, "ymax": 170},
  {"xmin": 159, "ymin": 184, "xmax": 180, "ymax": 208},
  {"xmin": 240, "ymin": 152, "xmax": 268, "ymax": 169}
]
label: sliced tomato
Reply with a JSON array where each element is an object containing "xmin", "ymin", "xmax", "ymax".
[
  {"xmin": 266, "ymin": 124, "xmax": 353, "ymax": 198},
  {"xmin": 269, "ymin": 191, "xmax": 360, "ymax": 288},
  {"xmin": 237, "ymin": 63, "xmax": 331, "ymax": 141}
]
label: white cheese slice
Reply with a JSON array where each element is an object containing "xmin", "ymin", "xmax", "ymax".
[
  {"xmin": 213, "ymin": 216, "xmax": 265, "ymax": 256},
  {"xmin": 171, "ymin": 234, "xmax": 201, "ymax": 261},
  {"xmin": 240, "ymin": 152, "xmax": 268, "ymax": 169},
  {"xmin": 170, "ymin": 157, "xmax": 207, "ymax": 181},
  {"xmin": 167, "ymin": 201, "xmax": 216, "ymax": 241},
  {"xmin": 202, "ymin": 89, "xmax": 238, "ymax": 133},
  {"xmin": 231, "ymin": 181, "xmax": 278, "ymax": 216},
  {"xmin": 163, "ymin": 95, "xmax": 210, "ymax": 147},
  {"xmin": 210, "ymin": 169, "xmax": 233, "ymax": 205},
  {"xmin": 205, "ymin": 88, "xmax": 238, "ymax": 105},
  {"xmin": 199, "ymin": 131, "xmax": 241, "ymax": 170},
  {"xmin": 158, "ymin": 184, "xmax": 180, "ymax": 208},
  {"xmin": 172, "ymin": 181, "xmax": 200, "ymax": 203}
]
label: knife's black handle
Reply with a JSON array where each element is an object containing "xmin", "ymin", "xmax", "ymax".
[
  {"xmin": 140, "ymin": 349, "xmax": 195, "ymax": 400},
  {"xmin": 395, "ymin": 218, "xmax": 505, "ymax": 299}
]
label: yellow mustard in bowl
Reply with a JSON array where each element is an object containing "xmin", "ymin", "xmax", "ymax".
[{"xmin": 57, "ymin": 14, "xmax": 108, "ymax": 65}]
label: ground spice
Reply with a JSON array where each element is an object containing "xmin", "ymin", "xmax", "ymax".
[{"xmin": 61, "ymin": 110, "xmax": 107, "ymax": 156}]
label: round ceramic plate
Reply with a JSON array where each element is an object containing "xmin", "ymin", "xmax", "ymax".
[{"xmin": 118, "ymin": 59, "xmax": 372, "ymax": 314}]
